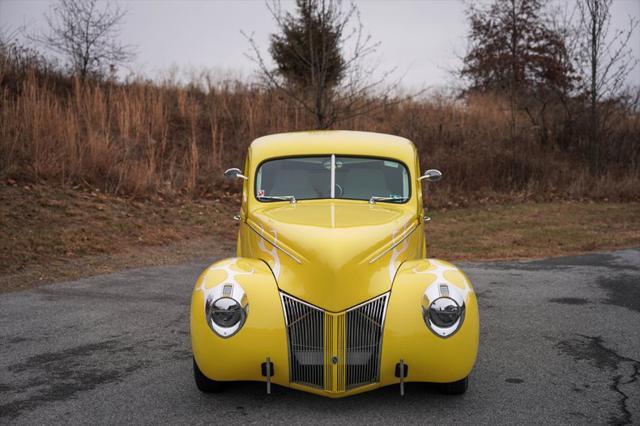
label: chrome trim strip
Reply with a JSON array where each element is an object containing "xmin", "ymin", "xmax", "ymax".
[
  {"xmin": 368, "ymin": 221, "xmax": 418, "ymax": 264},
  {"xmin": 330, "ymin": 154, "xmax": 336, "ymax": 199},
  {"xmin": 280, "ymin": 292, "xmax": 321, "ymax": 310},
  {"xmin": 247, "ymin": 222, "xmax": 303, "ymax": 264},
  {"xmin": 346, "ymin": 293, "xmax": 388, "ymax": 312}
]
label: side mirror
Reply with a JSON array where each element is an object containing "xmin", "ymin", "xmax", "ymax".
[
  {"xmin": 419, "ymin": 169, "xmax": 442, "ymax": 182},
  {"xmin": 224, "ymin": 167, "xmax": 248, "ymax": 181}
]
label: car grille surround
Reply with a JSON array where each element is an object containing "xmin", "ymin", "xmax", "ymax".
[{"xmin": 281, "ymin": 293, "xmax": 388, "ymax": 392}]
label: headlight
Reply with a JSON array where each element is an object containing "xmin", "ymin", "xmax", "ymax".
[
  {"xmin": 210, "ymin": 297, "xmax": 244, "ymax": 327},
  {"xmin": 428, "ymin": 297, "xmax": 462, "ymax": 327},
  {"xmin": 422, "ymin": 284, "xmax": 465, "ymax": 338},
  {"xmin": 205, "ymin": 283, "xmax": 248, "ymax": 338}
]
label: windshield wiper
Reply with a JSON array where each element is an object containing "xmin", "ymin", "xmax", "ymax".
[
  {"xmin": 258, "ymin": 195, "xmax": 297, "ymax": 204},
  {"xmin": 369, "ymin": 195, "xmax": 408, "ymax": 204}
]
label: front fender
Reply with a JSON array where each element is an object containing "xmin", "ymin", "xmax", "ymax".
[
  {"xmin": 190, "ymin": 257, "xmax": 288, "ymax": 383},
  {"xmin": 380, "ymin": 258, "xmax": 479, "ymax": 384}
]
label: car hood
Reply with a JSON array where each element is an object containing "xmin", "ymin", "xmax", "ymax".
[{"xmin": 247, "ymin": 201, "xmax": 420, "ymax": 312}]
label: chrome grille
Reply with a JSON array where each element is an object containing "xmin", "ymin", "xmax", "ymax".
[
  {"xmin": 345, "ymin": 294, "xmax": 387, "ymax": 389},
  {"xmin": 281, "ymin": 293, "xmax": 388, "ymax": 391},
  {"xmin": 281, "ymin": 294, "xmax": 325, "ymax": 388}
]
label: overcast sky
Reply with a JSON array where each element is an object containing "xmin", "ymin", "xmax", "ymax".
[{"xmin": 1, "ymin": 0, "xmax": 639, "ymax": 90}]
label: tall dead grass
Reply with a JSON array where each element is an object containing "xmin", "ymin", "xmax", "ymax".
[{"xmin": 1, "ymin": 67, "xmax": 639, "ymax": 204}]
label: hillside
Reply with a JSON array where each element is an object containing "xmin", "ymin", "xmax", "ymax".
[{"xmin": 2, "ymin": 49, "xmax": 640, "ymax": 291}]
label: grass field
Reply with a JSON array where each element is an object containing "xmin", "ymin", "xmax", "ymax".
[
  {"xmin": 426, "ymin": 202, "xmax": 640, "ymax": 260},
  {"xmin": 2, "ymin": 182, "xmax": 640, "ymax": 292}
]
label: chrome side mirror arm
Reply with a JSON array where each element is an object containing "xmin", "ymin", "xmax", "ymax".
[
  {"xmin": 224, "ymin": 167, "xmax": 248, "ymax": 181},
  {"xmin": 419, "ymin": 169, "xmax": 442, "ymax": 182}
]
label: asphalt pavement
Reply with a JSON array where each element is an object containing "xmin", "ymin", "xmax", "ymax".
[{"xmin": 1, "ymin": 248, "xmax": 639, "ymax": 425}]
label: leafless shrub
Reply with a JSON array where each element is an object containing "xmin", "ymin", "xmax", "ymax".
[{"xmin": 31, "ymin": 0, "xmax": 135, "ymax": 80}]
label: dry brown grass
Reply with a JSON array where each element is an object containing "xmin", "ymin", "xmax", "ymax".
[
  {"xmin": 1, "ymin": 68, "xmax": 639, "ymax": 204},
  {"xmin": 0, "ymin": 182, "xmax": 238, "ymax": 291},
  {"xmin": 426, "ymin": 201, "xmax": 640, "ymax": 260},
  {"xmin": 2, "ymin": 183, "xmax": 639, "ymax": 293}
]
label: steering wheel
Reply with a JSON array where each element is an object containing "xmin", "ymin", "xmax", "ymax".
[{"xmin": 334, "ymin": 184, "xmax": 344, "ymax": 198}]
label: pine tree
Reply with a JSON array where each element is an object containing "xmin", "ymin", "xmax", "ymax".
[{"xmin": 245, "ymin": 0, "xmax": 405, "ymax": 129}]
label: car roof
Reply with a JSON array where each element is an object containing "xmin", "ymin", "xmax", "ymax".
[{"xmin": 248, "ymin": 130, "xmax": 417, "ymax": 167}]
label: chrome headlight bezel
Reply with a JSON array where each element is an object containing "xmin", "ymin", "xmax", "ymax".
[
  {"xmin": 205, "ymin": 283, "xmax": 248, "ymax": 338},
  {"xmin": 422, "ymin": 283, "xmax": 466, "ymax": 338}
]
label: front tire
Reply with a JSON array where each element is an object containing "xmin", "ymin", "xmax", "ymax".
[
  {"xmin": 439, "ymin": 376, "xmax": 468, "ymax": 395},
  {"xmin": 193, "ymin": 357, "xmax": 224, "ymax": 393}
]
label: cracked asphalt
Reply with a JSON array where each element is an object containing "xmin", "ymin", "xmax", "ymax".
[{"xmin": 1, "ymin": 248, "xmax": 639, "ymax": 425}]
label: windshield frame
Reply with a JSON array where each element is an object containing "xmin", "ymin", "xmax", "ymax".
[{"xmin": 253, "ymin": 154, "xmax": 412, "ymax": 204}]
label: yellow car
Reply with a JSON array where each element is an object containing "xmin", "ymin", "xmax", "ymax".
[{"xmin": 190, "ymin": 131, "xmax": 479, "ymax": 398}]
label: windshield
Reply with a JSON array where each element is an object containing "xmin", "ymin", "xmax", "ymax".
[{"xmin": 255, "ymin": 155, "xmax": 410, "ymax": 203}]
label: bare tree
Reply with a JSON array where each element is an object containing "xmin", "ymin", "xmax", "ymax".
[
  {"xmin": 244, "ymin": 0, "xmax": 406, "ymax": 129},
  {"xmin": 32, "ymin": 0, "xmax": 135, "ymax": 79},
  {"xmin": 574, "ymin": 0, "xmax": 638, "ymax": 174}
]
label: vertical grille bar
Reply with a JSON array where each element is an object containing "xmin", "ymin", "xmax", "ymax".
[
  {"xmin": 324, "ymin": 314, "xmax": 333, "ymax": 390},
  {"xmin": 337, "ymin": 313, "xmax": 346, "ymax": 392}
]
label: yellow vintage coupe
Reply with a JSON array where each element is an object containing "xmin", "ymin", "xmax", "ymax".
[{"xmin": 190, "ymin": 131, "xmax": 479, "ymax": 398}]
